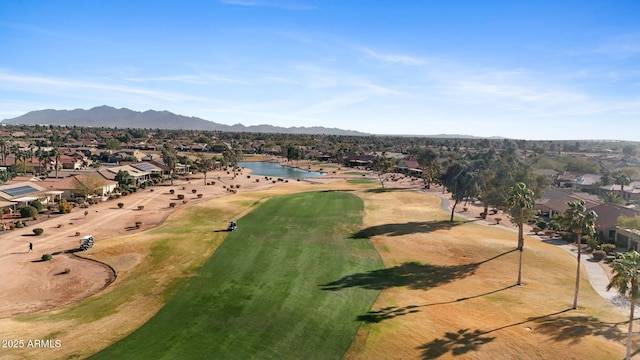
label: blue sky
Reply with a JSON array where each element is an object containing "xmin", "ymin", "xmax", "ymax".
[{"xmin": 1, "ymin": 1, "xmax": 639, "ymax": 140}]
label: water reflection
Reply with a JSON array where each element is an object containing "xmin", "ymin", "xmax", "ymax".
[{"xmin": 236, "ymin": 162, "xmax": 325, "ymax": 178}]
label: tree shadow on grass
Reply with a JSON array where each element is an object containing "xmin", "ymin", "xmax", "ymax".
[
  {"xmin": 351, "ymin": 220, "xmax": 471, "ymax": 239},
  {"xmin": 418, "ymin": 309, "xmax": 573, "ymax": 359},
  {"xmin": 531, "ymin": 314, "xmax": 626, "ymax": 344},
  {"xmin": 364, "ymin": 187, "xmax": 411, "ymax": 193},
  {"xmin": 357, "ymin": 284, "xmax": 518, "ymax": 323},
  {"xmin": 321, "ymin": 249, "xmax": 516, "ymax": 292},
  {"xmin": 320, "ymin": 261, "xmax": 478, "ymax": 291},
  {"xmin": 418, "ymin": 328, "xmax": 496, "ymax": 359}
]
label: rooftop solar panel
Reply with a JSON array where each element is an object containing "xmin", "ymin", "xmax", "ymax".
[
  {"xmin": 2, "ymin": 185, "xmax": 39, "ymax": 197},
  {"xmin": 133, "ymin": 163, "xmax": 157, "ymax": 171}
]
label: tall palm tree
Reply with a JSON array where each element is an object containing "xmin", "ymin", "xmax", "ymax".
[
  {"xmin": 49, "ymin": 147, "xmax": 60, "ymax": 178},
  {"xmin": 607, "ymin": 251, "xmax": 640, "ymax": 360},
  {"xmin": 615, "ymin": 173, "xmax": 631, "ymax": 200},
  {"xmin": 561, "ymin": 200, "xmax": 597, "ymax": 309},
  {"xmin": 0, "ymin": 138, "xmax": 7, "ymax": 166},
  {"xmin": 505, "ymin": 182, "xmax": 535, "ymax": 285}
]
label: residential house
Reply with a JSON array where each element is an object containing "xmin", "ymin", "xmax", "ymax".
[
  {"xmin": 571, "ymin": 173, "xmax": 602, "ymax": 193},
  {"xmin": 396, "ymin": 157, "xmax": 422, "ymax": 176},
  {"xmin": 535, "ymin": 188, "xmax": 600, "ymax": 218},
  {"xmin": 0, "ymin": 181, "xmax": 54, "ymax": 213},
  {"xmin": 589, "ymin": 203, "xmax": 640, "ymax": 243}
]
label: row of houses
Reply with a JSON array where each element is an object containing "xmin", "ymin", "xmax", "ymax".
[
  {"xmin": 339, "ymin": 152, "xmax": 640, "ymax": 252},
  {"xmin": 0, "ymin": 161, "xmax": 168, "ymax": 216}
]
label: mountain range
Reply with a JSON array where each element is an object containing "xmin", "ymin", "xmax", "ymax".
[{"xmin": 1, "ymin": 106, "xmax": 368, "ymax": 136}]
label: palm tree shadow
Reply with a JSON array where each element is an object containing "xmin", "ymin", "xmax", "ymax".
[
  {"xmin": 357, "ymin": 283, "xmax": 518, "ymax": 323},
  {"xmin": 418, "ymin": 329, "xmax": 496, "ymax": 358},
  {"xmin": 320, "ymin": 261, "xmax": 478, "ymax": 291},
  {"xmin": 321, "ymin": 249, "xmax": 516, "ymax": 292},
  {"xmin": 531, "ymin": 314, "xmax": 626, "ymax": 343},
  {"xmin": 418, "ymin": 309, "xmax": 573, "ymax": 359},
  {"xmin": 351, "ymin": 220, "xmax": 472, "ymax": 239}
]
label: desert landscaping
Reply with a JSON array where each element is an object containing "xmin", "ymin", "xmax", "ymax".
[{"xmin": 0, "ymin": 159, "xmax": 634, "ymax": 359}]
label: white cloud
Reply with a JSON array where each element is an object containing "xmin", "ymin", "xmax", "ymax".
[
  {"xmin": 596, "ymin": 33, "xmax": 640, "ymax": 57},
  {"xmin": 0, "ymin": 70, "xmax": 211, "ymax": 103},
  {"xmin": 218, "ymin": 0, "xmax": 316, "ymax": 10},
  {"xmin": 357, "ymin": 47, "xmax": 425, "ymax": 66}
]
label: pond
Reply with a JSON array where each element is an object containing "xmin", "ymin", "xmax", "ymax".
[{"xmin": 236, "ymin": 162, "xmax": 325, "ymax": 178}]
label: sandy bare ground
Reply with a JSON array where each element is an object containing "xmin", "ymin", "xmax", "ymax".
[
  {"xmin": 0, "ymin": 160, "xmax": 630, "ymax": 359},
  {"xmin": 0, "ymin": 161, "xmax": 334, "ymax": 319}
]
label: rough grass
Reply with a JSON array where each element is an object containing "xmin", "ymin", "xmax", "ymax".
[
  {"xmin": 0, "ymin": 182, "xmax": 633, "ymax": 360},
  {"xmin": 90, "ymin": 191, "xmax": 383, "ymax": 359},
  {"xmin": 344, "ymin": 189, "xmax": 628, "ymax": 360}
]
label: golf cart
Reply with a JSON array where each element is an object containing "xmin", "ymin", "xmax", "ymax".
[
  {"xmin": 227, "ymin": 221, "xmax": 237, "ymax": 231},
  {"xmin": 79, "ymin": 235, "xmax": 94, "ymax": 250}
]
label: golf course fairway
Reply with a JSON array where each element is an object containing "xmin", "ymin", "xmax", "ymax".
[{"xmin": 90, "ymin": 191, "xmax": 383, "ymax": 359}]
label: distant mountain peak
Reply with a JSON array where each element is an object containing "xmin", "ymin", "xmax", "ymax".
[{"xmin": 1, "ymin": 106, "xmax": 369, "ymax": 136}]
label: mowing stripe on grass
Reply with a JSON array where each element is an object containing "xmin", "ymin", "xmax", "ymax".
[{"xmin": 90, "ymin": 191, "xmax": 382, "ymax": 360}]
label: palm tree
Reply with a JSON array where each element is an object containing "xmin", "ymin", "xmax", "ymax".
[
  {"xmin": 0, "ymin": 138, "xmax": 7, "ymax": 166},
  {"xmin": 607, "ymin": 251, "xmax": 640, "ymax": 360},
  {"xmin": 49, "ymin": 147, "xmax": 60, "ymax": 178},
  {"xmin": 561, "ymin": 200, "xmax": 597, "ymax": 309},
  {"xmin": 615, "ymin": 173, "xmax": 631, "ymax": 201},
  {"xmin": 505, "ymin": 182, "xmax": 535, "ymax": 285}
]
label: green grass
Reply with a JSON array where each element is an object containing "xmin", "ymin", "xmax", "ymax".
[
  {"xmin": 90, "ymin": 191, "xmax": 383, "ymax": 360},
  {"xmin": 344, "ymin": 171, "xmax": 370, "ymax": 176},
  {"xmin": 347, "ymin": 179, "xmax": 377, "ymax": 185}
]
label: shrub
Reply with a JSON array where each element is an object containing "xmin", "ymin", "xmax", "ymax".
[
  {"xmin": 138, "ymin": 205, "xmax": 144, "ymax": 210},
  {"xmin": 170, "ymin": 189, "xmax": 175, "ymax": 194},
  {"xmin": 30, "ymin": 200, "xmax": 43, "ymax": 212},
  {"xmin": 59, "ymin": 199, "xmax": 72, "ymax": 214},
  {"xmin": 117, "ymin": 202, "xmax": 124, "ymax": 208},
  {"xmin": 135, "ymin": 221, "xmax": 142, "ymax": 228},
  {"xmin": 177, "ymin": 194, "xmax": 185, "ymax": 200},
  {"xmin": 586, "ymin": 237, "xmax": 600, "ymax": 251},
  {"xmin": 192, "ymin": 189, "xmax": 197, "ymax": 194},
  {"xmin": 592, "ymin": 250, "xmax": 607, "ymax": 261},
  {"xmin": 197, "ymin": 194, "xmax": 203, "ymax": 198},
  {"xmin": 602, "ymin": 243, "xmax": 616, "ymax": 255},
  {"xmin": 33, "ymin": 228, "xmax": 44, "ymax": 236},
  {"xmin": 536, "ymin": 220, "xmax": 548, "ymax": 231},
  {"xmin": 41, "ymin": 253, "xmax": 52, "ymax": 261},
  {"xmin": 19, "ymin": 206, "xmax": 38, "ymax": 219},
  {"xmin": 15, "ymin": 222, "xmax": 24, "ymax": 228},
  {"xmin": 169, "ymin": 202, "xmax": 176, "ymax": 208},
  {"xmin": 236, "ymin": 184, "xmax": 241, "ymax": 189}
]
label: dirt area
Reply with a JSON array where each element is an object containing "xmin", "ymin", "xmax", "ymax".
[
  {"xmin": 0, "ymin": 158, "xmax": 629, "ymax": 359},
  {"xmin": 0, "ymin": 160, "xmax": 330, "ymax": 318}
]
